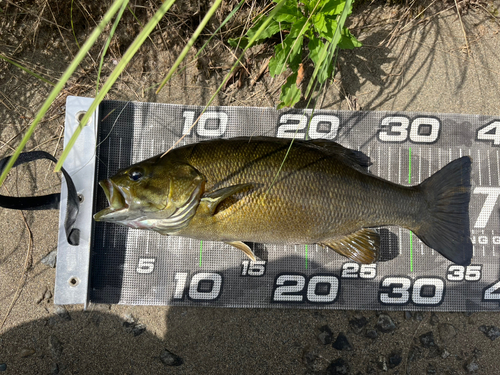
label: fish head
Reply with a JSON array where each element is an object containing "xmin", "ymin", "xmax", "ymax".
[{"xmin": 94, "ymin": 155, "xmax": 205, "ymax": 231}]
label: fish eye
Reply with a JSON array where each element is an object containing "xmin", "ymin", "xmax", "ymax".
[{"xmin": 128, "ymin": 169, "xmax": 143, "ymax": 181}]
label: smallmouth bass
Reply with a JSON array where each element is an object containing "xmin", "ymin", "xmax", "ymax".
[{"xmin": 94, "ymin": 137, "xmax": 473, "ymax": 265}]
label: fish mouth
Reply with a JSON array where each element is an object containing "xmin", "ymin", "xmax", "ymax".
[{"xmin": 94, "ymin": 179, "xmax": 129, "ymax": 221}]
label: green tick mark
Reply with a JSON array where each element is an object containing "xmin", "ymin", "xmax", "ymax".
[
  {"xmin": 408, "ymin": 147, "xmax": 412, "ymax": 184},
  {"xmin": 199, "ymin": 240, "xmax": 203, "ymax": 267}
]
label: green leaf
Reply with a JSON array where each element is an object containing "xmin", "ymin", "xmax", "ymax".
[
  {"xmin": 274, "ymin": 2, "xmax": 304, "ymax": 23},
  {"xmin": 229, "ymin": 17, "xmax": 287, "ymax": 49},
  {"xmin": 317, "ymin": 15, "xmax": 338, "ymax": 42},
  {"xmin": 309, "ymin": 38, "xmax": 333, "ymax": 83},
  {"xmin": 312, "ymin": 13, "xmax": 327, "ymax": 35},
  {"xmin": 338, "ymin": 27, "xmax": 362, "ymax": 49},
  {"xmin": 228, "ymin": 37, "xmax": 248, "ymax": 49},
  {"xmin": 321, "ymin": 0, "xmax": 346, "ymax": 15},
  {"xmin": 308, "ymin": 37, "xmax": 325, "ymax": 66},
  {"xmin": 269, "ymin": 18, "xmax": 307, "ymax": 76},
  {"xmin": 278, "ymin": 72, "xmax": 301, "ymax": 109}
]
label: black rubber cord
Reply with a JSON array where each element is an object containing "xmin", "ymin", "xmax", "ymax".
[{"xmin": 0, "ymin": 151, "xmax": 80, "ymax": 245}]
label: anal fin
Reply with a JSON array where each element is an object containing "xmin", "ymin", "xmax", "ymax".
[
  {"xmin": 226, "ymin": 241, "xmax": 256, "ymax": 261},
  {"xmin": 320, "ymin": 229, "xmax": 380, "ymax": 264}
]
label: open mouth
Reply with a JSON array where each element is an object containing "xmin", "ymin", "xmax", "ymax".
[{"xmin": 93, "ymin": 179, "xmax": 128, "ymax": 221}]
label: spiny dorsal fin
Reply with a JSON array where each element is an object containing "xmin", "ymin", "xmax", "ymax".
[
  {"xmin": 201, "ymin": 183, "xmax": 253, "ymax": 215},
  {"xmin": 226, "ymin": 241, "xmax": 256, "ymax": 261},
  {"xmin": 306, "ymin": 140, "xmax": 371, "ymax": 172},
  {"xmin": 319, "ymin": 228, "xmax": 380, "ymax": 264}
]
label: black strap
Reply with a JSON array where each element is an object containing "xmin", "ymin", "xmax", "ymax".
[{"xmin": 0, "ymin": 151, "xmax": 80, "ymax": 245}]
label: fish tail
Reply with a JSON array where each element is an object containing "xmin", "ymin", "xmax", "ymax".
[{"xmin": 413, "ymin": 156, "xmax": 473, "ymax": 266}]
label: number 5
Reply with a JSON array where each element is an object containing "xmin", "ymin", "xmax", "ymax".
[{"xmin": 136, "ymin": 258, "xmax": 156, "ymax": 274}]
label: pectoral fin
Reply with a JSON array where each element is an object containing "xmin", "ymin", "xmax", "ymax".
[
  {"xmin": 226, "ymin": 241, "xmax": 256, "ymax": 261},
  {"xmin": 201, "ymin": 184, "xmax": 253, "ymax": 215},
  {"xmin": 320, "ymin": 229, "xmax": 380, "ymax": 264}
]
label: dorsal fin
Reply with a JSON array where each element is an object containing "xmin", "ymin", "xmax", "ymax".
[{"xmin": 306, "ymin": 140, "xmax": 371, "ymax": 172}]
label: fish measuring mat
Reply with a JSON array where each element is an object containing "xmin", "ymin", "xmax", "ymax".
[{"xmin": 58, "ymin": 97, "xmax": 500, "ymax": 311}]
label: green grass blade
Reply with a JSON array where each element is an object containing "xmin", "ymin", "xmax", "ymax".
[
  {"xmin": 305, "ymin": 0, "xmax": 352, "ymax": 99},
  {"xmin": 0, "ymin": 54, "xmax": 55, "ymax": 86},
  {"xmin": 156, "ymin": 0, "xmax": 223, "ymax": 94},
  {"xmin": 0, "ymin": 0, "xmax": 128, "ymax": 187},
  {"xmin": 206, "ymin": 0, "xmax": 285, "ymax": 97},
  {"xmin": 70, "ymin": 0, "xmax": 81, "ymax": 49},
  {"xmin": 165, "ymin": 0, "xmax": 285, "ymax": 149},
  {"xmin": 97, "ymin": 0, "xmax": 128, "ymax": 93},
  {"xmin": 55, "ymin": 0, "xmax": 177, "ymax": 172},
  {"xmin": 196, "ymin": 0, "xmax": 244, "ymax": 58},
  {"xmin": 160, "ymin": 0, "xmax": 244, "ymax": 85}
]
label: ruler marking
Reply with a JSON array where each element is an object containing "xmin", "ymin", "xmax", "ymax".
[
  {"xmin": 487, "ymin": 151, "xmax": 492, "ymax": 186},
  {"xmin": 418, "ymin": 147, "xmax": 422, "ymax": 183},
  {"xmin": 497, "ymin": 150, "xmax": 500, "ymax": 186},
  {"xmin": 408, "ymin": 147, "xmax": 412, "ymax": 184},
  {"xmin": 409, "ymin": 231, "xmax": 413, "ymax": 272},
  {"xmin": 378, "ymin": 147, "xmax": 381, "ymax": 175},
  {"xmin": 388, "ymin": 147, "xmax": 392, "ymax": 180},
  {"xmin": 478, "ymin": 149, "xmax": 482, "ymax": 186},
  {"xmin": 428, "ymin": 148, "xmax": 432, "ymax": 177},
  {"xmin": 398, "ymin": 227, "xmax": 402, "ymax": 255},
  {"xmin": 398, "ymin": 148, "xmax": 402, "ymax": 184},
  {"xmin": 493, "ymin": 229, "xmax": 496, "ymax": 256},
  {"xmin": 118, "ymin": 137, "xmax": 123, "ymax": 169},
  {"xmin": 367, "ymin": 146, "xmax": 371, "ymax": 172}
]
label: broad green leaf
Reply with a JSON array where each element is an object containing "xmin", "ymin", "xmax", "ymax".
[
  {"xmin": 308, "ymin": 37, "xmax": 325, "ymax": 66},
  {"xmin": 248, "ymin": 18, "xmax": 285, "ymax": 40},
  {"xmin": 229, "ymin": 19, "xmax": 286, "ymax": 49},
  {"xmin": 322, "ymin": 0, "xmax": 346, "ymax": 15},
  {"xmin": 305, "ymin": 0, "xmax": 353, "ymax": 98},
  {"xmin": 312, "ymin": 13, "xmax": 327, "ymax": 35},
  {"xmin": 269, "ymin": 19, "xmax": 306, "ymax": 76},
  {"xmin": 338, "ymin": 27, "xmax": 362, "ymax": 49},
  {"xmin": 275, "ymin": 2, "xmax": 304, "ymax": 23},
  {"xmin": 319, "ymin": 16, "xmax": 340, "ymax": 43},
  {"xmin": 277, "ymin": 72, "xmax": 301, "ymax": 109},
  {"xmin": 309, "ymin": 38, "xmax": 333, "ymax": 84},
  {"xmin": 228, "ymin": 37, "xmax": 249, "ymax": 49},
  {"xmin": 319, "ymin": 16, "xmax": 338, "ymax": 42}
]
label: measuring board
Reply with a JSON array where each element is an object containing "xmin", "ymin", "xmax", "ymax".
[{"xmin": 54, "ymin": 96, "xmax": 500, "ymax": 311}]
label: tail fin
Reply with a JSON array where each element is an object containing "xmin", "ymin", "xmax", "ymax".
[{"xmin": 413, "ymin": 156, "xmax": 472, "ymax": 266}]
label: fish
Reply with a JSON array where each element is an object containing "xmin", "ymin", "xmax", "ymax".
[{"xmin": 94, "ymin": 137, "xmax": 473, "ymax": 266}]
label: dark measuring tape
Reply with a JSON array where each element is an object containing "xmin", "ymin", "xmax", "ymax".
[{"xmin": 0, "ymin": 151, "xmax": 80, "ymax": 245}]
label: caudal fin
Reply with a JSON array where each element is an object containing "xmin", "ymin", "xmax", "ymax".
[{"xmin": 413, "ymin": 156, "xmax": 473, "ymax": 266}]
